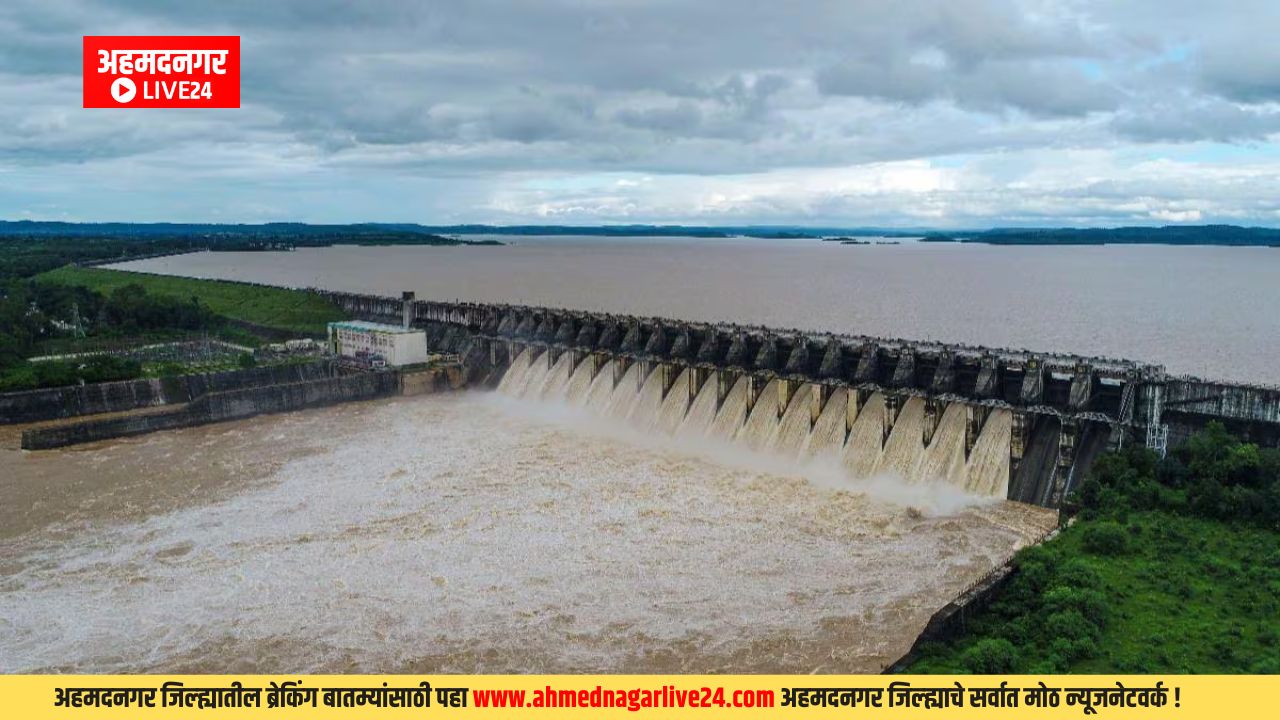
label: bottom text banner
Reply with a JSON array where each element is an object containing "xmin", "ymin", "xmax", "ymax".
[{"xmin": 2, "ymin": 675, "xmax": 1274, "ymax": 719}]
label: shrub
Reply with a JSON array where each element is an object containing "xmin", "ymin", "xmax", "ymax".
[
  {"xmin": 0, "ymin": 363, "xmax": 37, "ymax": 391},
  {"xmin": 960, "ymin": 638, "xmax": 1019, "ymax": 674},
  {"xmin": 153, "ymin": 361, "xmax": 188, "ymax": 378},
  {"xmin": 1011, "ymin": 545, "xmax": 1060, "ymax": 592},
  {"xmin": 1043, "ymin": 586, "xmax": 1110, "ymax": 628},
  {"xmin": 77, "ymin": 355, "xmax": 141, "ymax": 384},
  {"xmin": 31, "ymin": 360, "xmax": 79, "ymax": 387},
  {"xmin": 1044, "ymin": 609, "xmax": 1102, "ymax": 645},
  {"xmin": 1049, "ymin": 634, "xmax": 1099, "ymax": 663},
  {"xmin": 0, "ymin": 356, "xmax": 141, "ymax": 390},
  {"xmin": 1028, "ymin": 657, "xmax": 1065, "ymax": 673},
  {"xmin": 1081, "ymin": 521, "xmax": 1129, "ymax": 556},
  {"xmin": 1054, "ymin": 559, "xmax": 1103, "ymax": 590}
]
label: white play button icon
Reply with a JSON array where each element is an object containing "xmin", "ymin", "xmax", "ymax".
[{"xmin": 111, "ymin": 77, "xmax": 136, "ymax": 104}]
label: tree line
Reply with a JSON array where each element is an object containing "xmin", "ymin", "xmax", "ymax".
[{"xmin": 0, "ymin": 280, "xmax": 223, "ymax": 391}]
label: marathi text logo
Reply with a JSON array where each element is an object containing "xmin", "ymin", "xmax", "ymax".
[{"xmin": 83, "ymin": 36, "xmax": 240, "ymax": 109}]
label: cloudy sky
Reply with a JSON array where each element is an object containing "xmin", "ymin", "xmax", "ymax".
[{"xmin": 3, "ymin": 0, "xmax": 1280, "ymax": 227}]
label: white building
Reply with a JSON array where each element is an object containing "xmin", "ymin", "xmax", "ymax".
[{"xmin": 327, "ymin": 320, "xmax": 428, "ymax": 367}]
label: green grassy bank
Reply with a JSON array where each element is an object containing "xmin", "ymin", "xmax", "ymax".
[{"xmin": 39, "ymin": 266, "xmax": 346, "ymax": 336}]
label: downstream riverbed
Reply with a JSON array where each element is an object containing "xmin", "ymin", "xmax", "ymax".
[{"xmin": 0, "ymin": 393, "xmax": 1053, "ymax": 673}]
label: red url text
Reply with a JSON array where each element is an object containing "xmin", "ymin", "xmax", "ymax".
[{"xmin": 473, "ymin": 685, "xmax": 776, "ymax": 712}]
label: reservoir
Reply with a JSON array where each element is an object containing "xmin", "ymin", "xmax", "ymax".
[{"xmin": 118, "ymin": 237, "xmax": 1280, "ymax": 383}]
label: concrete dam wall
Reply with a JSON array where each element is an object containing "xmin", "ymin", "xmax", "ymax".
[
  {"xmin": 316, "ymin": 291, "xmax": 1280, "ymax": 509},
  {"xmin": 322, "ymin": 291, "xmax": 1280, "ymax": 508},
  {"xmin": 21, "ymin": 371, "xmax": 400, "ymax": 450},
  {"xmin": 0, "ymin": 361, "xmax": 338, "ymax": 424}
]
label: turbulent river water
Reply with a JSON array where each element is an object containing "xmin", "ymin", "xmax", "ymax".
[{"xmin": 0, "ymin": 387, "xmax": 1054, "ymax": 673}]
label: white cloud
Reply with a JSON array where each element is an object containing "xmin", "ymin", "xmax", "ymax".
[
  {"xmin": 1149, "ymin": 209, "xmax": 1202, "ymax": 222},
  {"xmin": 479, "ymin": 150, "xmax": 1280, "ymax": 227}
]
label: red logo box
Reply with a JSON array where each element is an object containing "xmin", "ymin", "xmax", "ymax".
[{"xmin": 83, "ymin": 36, "xmax": 240, "ymax": 108}]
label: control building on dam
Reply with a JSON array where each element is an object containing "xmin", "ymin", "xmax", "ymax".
[{"xmin": 319, "ymin": 290, "xmax": 1280, "ymax": 510}]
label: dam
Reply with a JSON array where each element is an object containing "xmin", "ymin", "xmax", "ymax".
[
  {"xmin": 7, "ymin": 282, "xmax": 1273, "ymax": 673},
  {"xmin": 321, "ymin": 290, "xmax": 1280, "ymax": 509}
]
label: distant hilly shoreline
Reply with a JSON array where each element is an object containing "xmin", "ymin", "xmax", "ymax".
[
  {"xmin": 919, "ymin": 225, "xmax": 1280, "ymax": 247},
  {"xmin": 1, "ymin": 220, "xmax": 1278, "ymax": 247}
]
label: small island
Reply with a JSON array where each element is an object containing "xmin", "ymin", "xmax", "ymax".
[{"xmin": 824, "ymin": 237, "xmax": 902, "ymax": 245}]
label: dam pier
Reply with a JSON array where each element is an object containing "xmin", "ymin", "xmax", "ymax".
[{"xmin": 322, "ymin": 290, "xmax": 1280, "ymax": 510}]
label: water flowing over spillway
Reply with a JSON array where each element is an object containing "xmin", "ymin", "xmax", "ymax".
[{"xmin": 498, "ymin": 348, "xmax": 1013, "ymax": 499}]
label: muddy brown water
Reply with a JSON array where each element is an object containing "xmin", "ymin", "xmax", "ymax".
[{"xmin": 0, "ymin": 390, "xmax": 1053, "ymax": 673}]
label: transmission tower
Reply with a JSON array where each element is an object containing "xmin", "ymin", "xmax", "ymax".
[{"xmin": 70, "ymin": 302, "xmax": 86, "ymax": 339}]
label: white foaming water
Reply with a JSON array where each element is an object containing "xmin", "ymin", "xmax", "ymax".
[
  {"xmin": 499, "ymin": 348, "xmax": 1016, "ymax": 511},
  {"xmin": 738, "ymin": 379, "xmax": 782, "ymax": 453},
  {"xmin": 802, "ymin": 386, "xmax": 848, "ymax": 460},
  {"xmin": 653, "ymin": 369, "xmax": 694, "ymax": 436},
  {"xmin": 768, "ymin": 383, "xmax": 819, "ymax": 460},
  {"xmin": 0, "ymin": 381, "xmax": 1053, "ymax": 673},
  {"xmin": 843, "ymin": 391, "xmax": 887, "ymax": 480}
]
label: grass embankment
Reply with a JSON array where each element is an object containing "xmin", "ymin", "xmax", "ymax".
[
  {"xmin": 910, "ymin": 425, "xmax": 1280, "ymax": 674},
  {"xmin": 39, "ymin": 266, "xmax": 347, "ymax": 336}
]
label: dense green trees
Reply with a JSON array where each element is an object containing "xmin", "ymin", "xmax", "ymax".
[
  {"xmin": 98, "ymin": 283, "xmax": 217, "ymax": 334},
  {"xmin": 0, "ymin": 234, "xmax": 347, "ymax": 391},
  {"xmin": 0, "ymin": 355, "xmax": 142, "ymax": 392},
  {"xmin": 0, "ymin": 280, "xmax": 220, "ymax": 390},
  {"xmin": 913, "ymin": 424, "xmax": 1280, "ymax": 674},
  {"xmin": 0, "ymin": 236, "xmax": 195, "ymax": 282},
  {"xmin": 1077, "ymin": 424, "xmax": 1280, "ymax": 530}
]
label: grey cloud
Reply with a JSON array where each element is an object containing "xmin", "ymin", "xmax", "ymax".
[
  {"xmin": 818, "ymin": 58, "xmax": 1118, "ymax": 118},
  {"xmin": 1112, "ymin": 98, "xmax": 1280, "ymax": 143},
  {"xmin": 1199, "ymin": 43, "xmax": 1280, "ymax": 104},
  {"xmin": 816, "ymin": 59, "xmax": 943, "ymax": 104},
  {"xmin": 957, "ymin": 62, "xmax": 1119, "ymax": 117},
  {"xmin": 1, "ymin": 0, "xmax": 1279, "ymax": 224},
  {"xmin": 913, "ymin": 0, "xmax": 1093, "ymax": 68},
  {"xmin": 615, "ymin": 103, "xmax": 703, "ymax": 133},
  {"xmin": 0, "ymin": 0, "xmax": 1258, "ymax": 164}
]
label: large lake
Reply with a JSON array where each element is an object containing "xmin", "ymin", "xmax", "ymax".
[{"xmin": 117, "ymin": 237, "xmax": 1280, "ymax": 383}]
